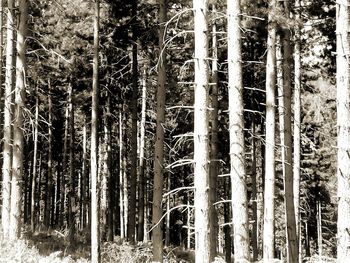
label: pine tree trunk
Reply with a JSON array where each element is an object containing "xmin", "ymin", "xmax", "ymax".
[
  {"xmin": 336, "ymin": 1, "xmax": 350, "ymax": 260},
  {"xmin": 81, "ymin": 118, "xmax": 88, "ymax": 229},
  {"xmin": 281, "ymin": 1, "xmax": 298, "ymax": 261},
  {"xmin": 119, "ymin": 109, "xmax": 126, "ymax": 239},
  {"xmin": 263, "ymin": 0, "xmax": 277, "ymax": 260},
  {"xmin": 60, "ymin": 100, "xmax": 69, "ymax": 227},
  {"xmin": 317, "ymin": 201, "xmax": 322, "ymax": 257},
  {"xmin": 227, "ymin": 0, "xmax": 250, "ymax": 261},
  {"xmin": 251, "ymin": 121, "xmax": 258, "ymax": 261},
  {"xmin": 31, "ymin": 86, "xmax": 39, "ymax": 232},
  {"xmin": 44, "ymin": 81, "xmax": 53, "ymax": 228},
  {"xmin": 209, "ymin": 4, "xmax": 219, "ymax": 259},
  {"xmin": 68, "ymin": 84, "xmax": 76, "ymax": 243},
  {"xmin": 9, "ymin": 0, "xmax": 28, "ymax": 240},
  {"xmin": 127, "ymin": 0, "xmax": 138, "ymax": 244},
  {"xmin": 152, "ymin": 0, "xmax": 167, "ymax": 261},
  {"xmin": 91, "ymin": 0, "xmax": 100, "ymax": 261},
  {"xmin": 1, "ymin": 0, "xmax": 15, "ymax": 238},
  {"xmin": 193, "ymin": 0, "xmax": 211, "ymax": 261},
  {"xmin": 293, "ymin": 1, "xmax": 301, "ymax": 261}
]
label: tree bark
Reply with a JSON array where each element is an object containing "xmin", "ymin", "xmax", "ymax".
[
  {"xmin": 193, "ymin": 0, "xmax": 211, "ymax": 262},
  {"xmin": 1, "ymin": 0, "xmax": 15, "ymax": 239},
  {"xmin": 152, "ymin": 0, "xmax": 167, "ymax": 261},
  {"xmin": 127, "ymin": 0, "xmax": 138, "ymax": 244},
  {"xmin": 137, "ymin": 67, "xmax": 147, "ymax": 242},
  {"xmin": 293, "ymin": 1, "xmax": 302, "ymax": 261},
  {"xmin": 91, "ymin": 0, "xmax": 100, "ymax": 262},
  {"xmin": 336, "ymin": 0, "xmax": 350, "ymax": 260},
  {"xmin": 281, "ymin": 1, "xmax": 298, "ymax": 261},
  {"xmin": 31, "ymin": 86, "xmax": 39, "ymax": 231},
  {"xmin": 9, "ymin": 0, "xmax": 28, "ymax": 240},
  {"xmin": 263, "ymin": 0, "xmax": 277, "ymax": 260},
  {"xmin": 227, "ymin": 0, "xmax": 250, "ymax": 261}
]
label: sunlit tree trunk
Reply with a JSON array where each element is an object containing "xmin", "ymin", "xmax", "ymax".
[
  {"xmin": 81, "ymin": 118, "xmax": 88, "ymax": 229},
  {"xmin": 152, "ymin": 0, "xmax": 167, "ymax": 261},
  {"xmin": 1, "ymin": 0, "xmax": 15, "ymax": 239},
  {"xmin": 251, "ymin": 121, "xmax": 258, "ymax": 261},
  {"xmin": 67, "ymin": 84, "xmax": 76, "ymax": 243},
  {"xmin": 9, "ymin": 0, "xmax": 28, "ymax": 240},
  {"xmin": 127, "ymin": 0, "xmax": 138, "ymax": 244},
  {"xmin": 193, "ymin": 0, "xmax": 211, "ymax": 262},
  {"xmin": 263, "ymin": 0, "xmax": 277, "ymax": 260},
  {"xmin": 227, "ymin": 0, "xmax": 250, "ymax": 261},
  {"xmin": 119, "ymin": 109, "xmax": 126, "ymax": 239},
  {"xmin": 336, "ymin": 1, "xmax": 350, "ymax": 262},
  {"xmin": 293, "ymin": 1, "xmax": 302, "ymax": 261},
  {"xmin": 91, "ymin": 0, "xmax": 100, "ymax": 262},
  {"xmin": 137, "ymin": 67, "xmax": 147, "ymax": 242},
  {"xmin": 31, "ymin": 86, "xmax": 39, "ymax": 232}
]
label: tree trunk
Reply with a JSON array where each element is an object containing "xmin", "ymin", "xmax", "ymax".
[
  {"xmin": 44, "ymin": 80, "xmax": 53, "ymax": 228},
  {"xmin": 293, "ymin": 1, "xmax": 301, "ymax": 261},
  {"xmin": 336, "ymin": 0, "xmax": 350, "ymax": 260},
  {"xmin": 251, "ymin": 121, "xmax": 258, "ymax": 261},
  {"xmin": 317, "ymin": 201, "xmax": 322, "ymax": 257},
  {"xmin": 152, "ymin": 0, "xmax": 167, "ymax": 261},
  {"xmin": 209, "ymin": 4, "xmax": 219, "ymax": 259},
  {"xmin": 227, "ymin": 0, "xmax": 250, "ymax": 261},
  {"xmin": 137, "ymin": 67, "xmax": 147, "ymax": 242},
  {"xmin": 1, "ymin": 0, "xmax": 15, "ymax": 239},
  {"xmin": 81, "ymin": 118, "xmax": 88, "ymax": 229},
  {"xmin": 119, "ymin": 109, "xmax": 126, "ymax": 239},
  {"xmin": 263, "ymin": 0, "xmax": 277, "ymax": 260},
  {"xmin": 68, "ymin": 84, "xmax": 76, "ymax": 243},
  {"xmin": 9, "ymin": 0, "xmax": 28, "ymax": 240},
  {"xmin": 91, "ymin": 0, "xmax": 100, "ymax": 262},
  {"xmin": 193, "ymin": 0, "xmax": 211, "ymax": 262},
  {"xmin": 31, "ymin": 86, "xmax": 39, "ymax": 232},
  {"xmin": 127, "ymin": 0, "xmax": 138, "ymax": 244},
  {"xmin": 60, "ymin": 98, "xmax": 69, "ymax": 228},
  {"xmin": 281, "ymin": 1, "xmax": 298, "ymax": 261}
]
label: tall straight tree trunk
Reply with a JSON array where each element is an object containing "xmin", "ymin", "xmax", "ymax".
[
  {"xmin": 60, "ymin": 100, "xmax": 69, "ymax": 227},
  {"xmin": 293, "ymin": 1, "xmax": 301, "ymax": 261},
  {"xmin": 44, "ymin": 81, "xmax": 53, "ymax": 228},
  {"xmin": 336, "ymin": 0, "xmax": 350, "ymax": 261},
  {"xmin": 31, "ymin": 86, "xmax": 39, "ymax": 231},
  {"xmin": 209, "ymin": 4, "xmax": 219, "ymax": 259},
  {"xmin": 119, "ymin": 109, "xmax": 127, "ymax": 239},
  {"xmin": 127, "ymin": 0, "xmax": 138, "ymax": 244},
  {"xmin": 193, "ymin": 0, "xmax": 211, "ymax": 262},
  {"xmin": 81, "ymin": 118, "xmax": 88, "ymax": 229},
  {"xmin": 281, "ymin": 1, "xmax": 298, "ymax": 261},
  {"xmin": 224, "ymin": 178, "xmax": 232, "ymax": 263},
  {"xmin": 152, "ymin": 0, "xmax": 167, "ymax": 261},
  {"xmin": 227, "ymin": 0, "xmax": 250, "ymax": 261},
  {"xmin": 251, "ymin": 121, "xmax": 258, "ymax": 261},
  {"xmin": 263, "ymin": 0, "xmax": 277, "ymax": 260},
  {"xmin": 91, "ymin": 0, "xmax": 100, "ymax": 262},
  {"xmin": 317, "ymin": 201, "xmax": 322, "ymax": 256},
  {"xmin": 10, "ymin": 0, "xmax": 28, "ymax": 240},
  {"xmin": 137, "ymin": 67, "xmax": 147, "ymax": 242},
  {"xmin": 2, "ymin": 0, "xmax": 15, "ymax": 239},
  {"xmin": 68, "ymin": 84, "xmax": 76, "ymax": 243}
]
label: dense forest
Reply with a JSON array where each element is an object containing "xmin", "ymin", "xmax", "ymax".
[{"xmin": 0, "ymin": 0, "xmax": 346, "ymax": 262}]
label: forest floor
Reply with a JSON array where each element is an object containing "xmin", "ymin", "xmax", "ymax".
[{"xmin": 0, "ymin": 228, "xmax": 199, "ymax": 263}]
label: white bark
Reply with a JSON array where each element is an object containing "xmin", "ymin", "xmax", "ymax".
[
  {"xmin": 10, "ymin": 0, "xmax": 28, "ymax": 240},
  {"xmin": 227, "ymin": 0, "xmax": 250, "ymax": 261},
  {"xmin": 1, "ymin": 0, "xmax": 15, "ymax": 238},
  {"xmin": 91, "ymin": 0, "xmax": 100, "ymax": 262},
  {"xmin": 263, "ymin": 0, "xmax": 277, "ymax": 260},
  {"xmin": 193, "ymin": 0, "xmax": 211, "ymax": 262},
  {"xmin": 336, "ymin": 0, "xmax": 350, "ymax": 262}
]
